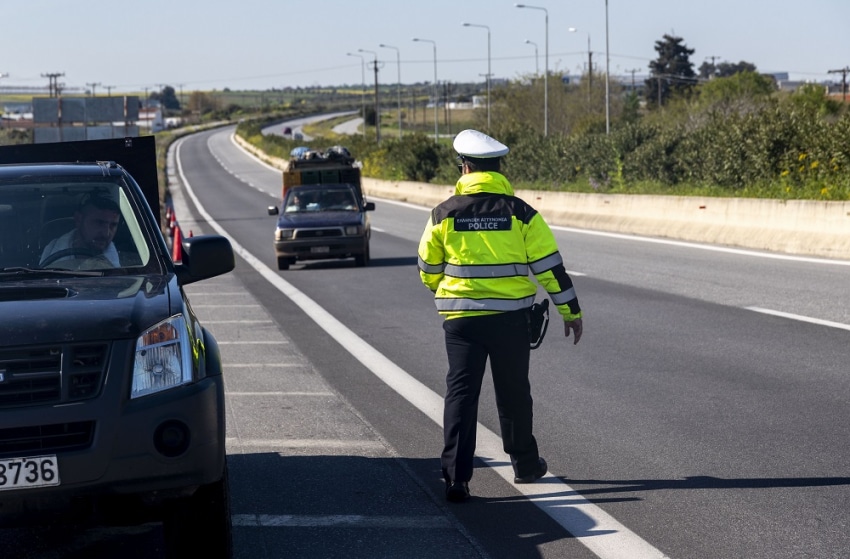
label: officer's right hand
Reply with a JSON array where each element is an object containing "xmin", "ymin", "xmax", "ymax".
[{"xmin": 564, "ymin": 318, "xmax": 582, "ymax": 345}]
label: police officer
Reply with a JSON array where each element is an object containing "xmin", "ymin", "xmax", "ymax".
[{"xmin": 417, "ymin": 129, "xmax": 583, "ymax": 503}]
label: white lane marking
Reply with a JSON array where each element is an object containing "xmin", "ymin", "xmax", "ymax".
[
  {"xmin": 225, "ymin": 364, "xmax": 304, "ymax": 368},
  {"xmin": 226, "ymin": 438, "xmax": 386, "ymax": 450},
  {"xmin": 746, "ymin": 307, "xmax": 850, "ymax": 331},
  {"xmin": 193, "ymin": 304, "xmax": 262, "ymax": 308},
  {"xmin": 217, "ymin": 341, "xmax": 287, "ymax": 345},
  {"xmin": 176, "ymin": 137, "xmax": 669, "ymax": 559},
  {"xmin": 227, "ymin": 392, "xmax": 334, "ymax": 397},
  {"xmin": 232, "ymin": 514, "xmax": 451, "ymax": 528},
  {"xmin": 204, "ymin": 320, "xmax": 274, "ymax": 324}
]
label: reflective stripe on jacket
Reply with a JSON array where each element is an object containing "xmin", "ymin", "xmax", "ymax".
[{"xmin": 417, "ymin": 171, "xmax": 582, "ymax": 320}]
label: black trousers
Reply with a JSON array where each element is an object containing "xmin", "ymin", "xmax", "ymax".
[{"xmin": 441, "ymin": 309, "xmax": 540, "ymax": 483}]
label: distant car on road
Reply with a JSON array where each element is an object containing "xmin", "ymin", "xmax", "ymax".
[{"xmin": 282, "ymin": 126, "xmax": 292, "ymax": 137}]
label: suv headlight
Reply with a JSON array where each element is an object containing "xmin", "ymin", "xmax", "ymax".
[
  {"xmin": 276, "ymin": 228, "xmax": 294, "ymax": 240},
  {"xmin": 131, "ymin": 315, "xmax": 193, "ymax": 399},
  {"xmin": 344, "ymin": 225, "xmax": 362, "ymax": 235}
]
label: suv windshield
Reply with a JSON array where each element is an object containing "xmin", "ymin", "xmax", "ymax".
[{"xmin": 0, "ymin": 175, "xmax": 158, "ymax": 275}]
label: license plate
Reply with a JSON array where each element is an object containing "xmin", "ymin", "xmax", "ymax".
[
  {"xmin": 310, "ymin": 246, "xmax": 330, "ymax": 254},
  {"xmin": 0, "ymin": 455, "xmax": 60, "ymax": 491}
]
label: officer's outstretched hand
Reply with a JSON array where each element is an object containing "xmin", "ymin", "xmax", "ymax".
[{"xmin": 564, "ymin": 318, "xmax": 583, "ymax": 345}]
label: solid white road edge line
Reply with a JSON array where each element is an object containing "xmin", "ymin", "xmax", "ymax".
[
  {"xmin": 746, "ymin": 307, "xmax": 850, "ymax": 331},
  {"xmin": 174, "ymin": 136, "xmax": 669, "ymax": 559}
]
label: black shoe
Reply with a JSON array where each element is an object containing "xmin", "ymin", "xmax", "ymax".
[
  {"xmin": 445, "ymin": 481, "xmax": 471, "ymax": 503},
  {"xmin": 514, "ymin": 458, "xmax": 548, "ymax": 484}
]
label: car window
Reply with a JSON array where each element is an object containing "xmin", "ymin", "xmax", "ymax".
[{"xmin": 0, "ymin": 176, "xmax": 158, "ymax": 274}]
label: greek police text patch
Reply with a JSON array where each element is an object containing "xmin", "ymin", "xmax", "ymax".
[{"xmin": 454, "ymin": 215, "xmax": 512, "ymax": 231}]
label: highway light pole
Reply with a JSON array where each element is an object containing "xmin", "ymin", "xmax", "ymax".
[
  {"xmin": 515, "ymin": 3, "xmax": 548, "ymax": 136},
  {"xmin": 379, "ymin": 43, "xmax": 403, "ymax": 138},
  {"xmin": 569, "ymin": 27, "xmax": 592, "ymax": 105},
  {"xmin": 412, "ymin": 37, "xmax": 439, "ymax": 142},
  {"xmin": 605, "ymin": 0, "xmax": 611, "ymax": 135},
  {"xmin": 346, "ymin": 52, "xmax": 367, "ymax": 137},
  {"xmin": 462, "ymin": 22, "xmax": 491, "ymax": 131},
  {"xmin": 524, "ymin": 40, "xmax": 539, "ymax": 75}
]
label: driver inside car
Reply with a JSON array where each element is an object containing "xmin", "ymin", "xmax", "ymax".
[{"xmin": 40, "ymin": 193, "xmax": 121, "ymax": 267}]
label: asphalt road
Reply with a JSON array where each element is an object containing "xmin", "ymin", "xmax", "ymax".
[
  {"xmin": 7, "ymin": 124, "xmax": 849, "ymax": 558},
  {"xmin": 176, "ymin": 125, "xmax": 850, "ymax": 559}
]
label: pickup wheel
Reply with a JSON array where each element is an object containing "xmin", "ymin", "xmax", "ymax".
[
  {"xmin": 277, "ymin": 256, "xmax": 294, "ymax": 270},
  {"xmin": 162, "ymin": 466, "xmax": 233, "ymax": 559},
  {"xmin": 354, "ymin": 244, "xmax": 370, "ymax": 267}
]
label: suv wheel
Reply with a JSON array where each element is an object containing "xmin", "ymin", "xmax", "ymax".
[
  {"xmin": 277, "ymin": 256, "xmax": 294, "ymax": 270},
  {"xmin": 163, "ymin": 465, "xmax": 233, "ymax": 559},
  {"xmin": 354, "ymin": 244, "xmax": 370, "ymax": 267}
]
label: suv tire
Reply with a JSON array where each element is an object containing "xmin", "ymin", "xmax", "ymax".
[{"xmin": 163, "ymin": 465, "xmax": 233, "ymax": 559}]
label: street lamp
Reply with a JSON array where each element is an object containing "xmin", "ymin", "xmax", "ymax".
[
  {"xmin": 524, "ymin": 40, "xmax": 539, "ymax": 75},
  {"xmin": 379, "ymin": 43, "xmax": 402, "ymax": 138},
  {"xmin": 569, "ymin": 27, "xmax": 592, "ymax": 104},
  {"xmin": 358, "ymin": 48, "xmax": 380, "ymax": 142},
  {"xmin": 346, "ymin": 52, "xmax": 367, "ymax": 137},
  {"xmin": 605, "ymin": 0, "xmax": 611, "ymax": 135},
  {"xmin": 462, "ymin": 22, "xmax": 491, "ymax": 131},
  {"xmin": 412, "ymin": 37, "xmax": 438, "ymax": 143},
  {"xmin": 515, "ymin": 3, "xmax": 548, "ymax": 136}
]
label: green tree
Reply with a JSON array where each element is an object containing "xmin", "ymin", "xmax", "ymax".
[
  {"xmin": 786, "ymin": 83, "xmax": 843, "ymax": 116},
  {"xmin": 151, "ymin": 86, "xmax": 181, "ymax": 111},
  {"xmin": 696, "ymin": 71, "xmax": 777, "ymax": 113},
  {"xmin": 699, "ymin": 60, "xmax": 757, "ymax": 80},
  {"xmin": 645, "ymin": 34, "xmax": 697, "ymax": 108}
]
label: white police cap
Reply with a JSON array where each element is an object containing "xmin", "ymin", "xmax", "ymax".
[{"xmin": 453, "ymin": 129, "xmax": 509, "ymax": 158}]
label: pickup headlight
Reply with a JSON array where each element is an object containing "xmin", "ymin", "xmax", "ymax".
[
  {"xmin": 131, "ymin": 315, "xmax": 193, "ymax": 399},
  {"xmin": 275, "ymin": 228, "xmax": 294, "ymax": 240},
  {"xmin": 344, "ymin": 225, "xmax": 362, "ymax": 235}
]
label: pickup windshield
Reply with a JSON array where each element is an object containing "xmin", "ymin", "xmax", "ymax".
[
  {"xmin": 284, "ymin": 188, "xmax": 358, "ymax": 213},
  {"xmin": 0, "ymin": 176, "xmax": 158, "ymax": 276}
]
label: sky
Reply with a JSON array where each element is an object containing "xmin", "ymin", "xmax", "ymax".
[{"xmin": 2, "ymin": 0, "xmax": 848, "ymax": 95}]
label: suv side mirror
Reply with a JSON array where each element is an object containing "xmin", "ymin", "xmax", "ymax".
[{"xmin": 175, "ymin": 235, "xmax": 235, "ymax": 285}]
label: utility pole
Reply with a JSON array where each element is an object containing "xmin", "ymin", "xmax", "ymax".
[
  {"xmin": 627, "ymin": 68, "xmax": 640, "ymax": 90},
  {"xmin": 86, "ymin": 82, "xmax": 101, "ymax": 96},
  {"xmin": 828, "ymin": 67, "xmax": 849, "ymax": 102},
  {"xmin": 41, "ymin": 72, "xmax": 64, "ymax": 98},
  {"xmin": 370, "ymin": 58, "xmax": 382, "ymax": 143},
  {"xmin": 705, "ymin": 56, "xmax": 721, "ymax": 79},
  {"xmin": 103, "ymin": 85, "xmax": 114, "ymax": 97},
  {"xmin": 359, "ymin": 49, "xmax": 382, "ymax": 143}
]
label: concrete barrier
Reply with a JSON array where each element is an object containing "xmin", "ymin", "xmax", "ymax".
[
  {"xmin": 234, "ymin": 135, "xmax": 850, "ymax": 261},
  {"xmin": 362, "ymin": 177, "xmax": 850, "ymax": 261}
]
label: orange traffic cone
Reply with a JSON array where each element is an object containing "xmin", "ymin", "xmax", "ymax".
[
  {"xmin": 168, "ymin": 210, "xmax": 177, "ymax": 237},
  {"xmin": 172, "ymin": 225, "xmax": 182, "ymax": 262}
]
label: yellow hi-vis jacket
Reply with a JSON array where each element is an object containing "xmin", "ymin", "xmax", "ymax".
[{"xmin": 417, "ymin": 171, "xmax": 582, "ymax": 321}]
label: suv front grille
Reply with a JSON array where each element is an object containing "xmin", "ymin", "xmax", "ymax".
[
  {"xmin": 0, "ymin": 344, "xmax": 109, "ymax": 408},
  {"xmin": 296, "ymin": 227, "xmax": 343, "ymax": 239},
  {"xmin": 0, "ymin": 421, "xmax": 95, "ymax": 456}
]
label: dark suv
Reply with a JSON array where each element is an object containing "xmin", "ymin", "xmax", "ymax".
[{"xmin": 0, "ymin": 137, "xmax": 235, "ymax": 557}]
